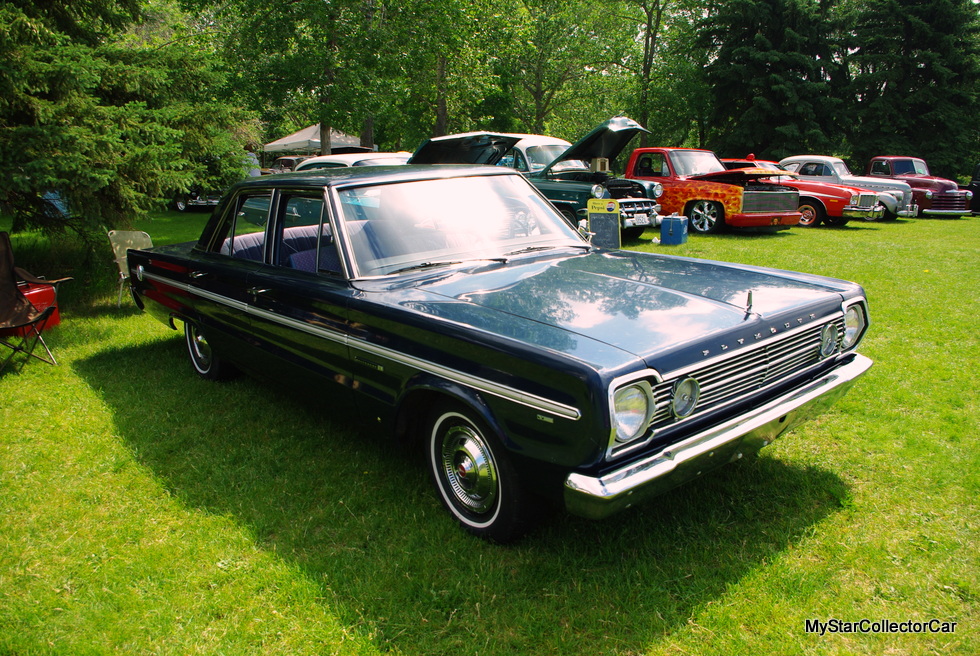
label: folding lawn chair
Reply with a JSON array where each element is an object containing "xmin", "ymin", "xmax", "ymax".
[
  {"xmin": 107, "ymin": 230, "xmax": 153, "ymax": 307},
  {"xmin": 0, "ymin": 231, "xmax": 73, "ymax": 373}
]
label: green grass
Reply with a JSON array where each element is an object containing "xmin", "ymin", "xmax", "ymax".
[{"xmin": 2, "ymin": 214, "xmax": 977, "ymax": 655}]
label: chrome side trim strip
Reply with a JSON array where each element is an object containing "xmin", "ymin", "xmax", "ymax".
[{"xmin": 143, "ymin": 271, "xmax": 581, "ymax": 420}]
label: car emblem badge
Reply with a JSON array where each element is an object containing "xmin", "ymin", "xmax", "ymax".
[
  {"xmin": 770, "ymin": 327, "xmax": 778, "ymax": 334},
  {"xmin": 702, "ymin": 350, "xmax": 710, "ymax": 357},
  {"xmin": 737, "ymin": 338, "xmax": 745, "ymax": 345}
]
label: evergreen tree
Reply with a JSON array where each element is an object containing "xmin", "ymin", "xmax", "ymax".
[
  {"xmin": 842, "ymin": 0, "xmax": 980, "ymax": 177},
  {"xmin": 0, "ymin": 0, "xmax": 258, "ymax": 237},
  {"xmin": 698, "ymin": 0, "xmax": 846, "ymax": 159}
]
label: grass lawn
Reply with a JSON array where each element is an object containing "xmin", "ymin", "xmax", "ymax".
[{"xmin": 1, "ymin": 210, "xmax": 977, "ymax": 655}]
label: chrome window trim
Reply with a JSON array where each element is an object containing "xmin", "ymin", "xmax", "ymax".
[{"xmin": 143, "ymin": 271, "xmax": 581, "ymax": 421}]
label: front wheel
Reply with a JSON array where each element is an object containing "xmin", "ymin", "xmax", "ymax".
[
  {"xmin": 184, "ymin": 321, "xmax": 236, "ymax": 380},
  {"xmin": 687, "ymin": 200, "xmax": 724, "ymax": 234},
  {"xmin": 797, "ymin": 200, "xmax": 825, "ymax": 227},
  {"xmin": 427, "ymin": 403, "xmax": 531, "ymax": 543},
  {"xmin": 622, "ymin": 226, "xmax": 645, "ymax": 240}
]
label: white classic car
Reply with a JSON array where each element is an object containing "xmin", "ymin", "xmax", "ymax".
[{"xmin": 779, "ymin": 155, "xmax": 917, "ymax": 219}]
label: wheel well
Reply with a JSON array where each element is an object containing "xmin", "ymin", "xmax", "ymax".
[
  {"xmin": 394, "ymin": 387, "xmax": 498, "ymax": 449},
  {"xmin": 798, "ymin": 196, "xmax": 825, "ymax": 210}
]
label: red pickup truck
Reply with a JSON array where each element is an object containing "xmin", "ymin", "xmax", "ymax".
[{"xmin": 625, "ymin": 148, "xmax": 802, "ymax": 233}]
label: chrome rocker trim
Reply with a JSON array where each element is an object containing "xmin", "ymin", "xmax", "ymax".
[{"xmin": 564, "ymin": 353, "xmax": 872, "ymax": 519}]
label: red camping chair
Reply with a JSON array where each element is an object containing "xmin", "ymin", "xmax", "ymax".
[{"xmin": 0, "ymin": 232, "xmax": 73, "ymax": 373}]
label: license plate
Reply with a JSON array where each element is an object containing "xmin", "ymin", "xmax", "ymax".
[{"xmin": 633, "ymin": 213, "xmax": 650, "ymax": 225}]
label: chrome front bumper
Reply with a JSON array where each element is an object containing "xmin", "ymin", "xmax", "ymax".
[
  {"xmin": 564, "ymin": 353, "xmax": 873, "ymax": 520},
  {"xmin": 921, "ymin": 208, "xmax": 970, "ymax": 216},
  {"xmin": 897, "ymin": 204, "xmax": 919, "ymax": 218},
  {"xmin": 842, "ymin": 205, "xmax": 884, "ymax": 221}
]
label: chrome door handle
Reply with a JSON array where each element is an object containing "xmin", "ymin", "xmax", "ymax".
[{"xmin": 189, "ymin": 271, "xmax": 209, "ymax": 279}]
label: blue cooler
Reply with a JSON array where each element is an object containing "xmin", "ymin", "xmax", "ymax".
[{"xmin": 660, "ymin": 214, "xmax": 688, "ymax": 245}]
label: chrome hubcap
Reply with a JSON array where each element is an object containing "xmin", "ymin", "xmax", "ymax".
[
  {"xmin": 439, "ymin": 424, "xmax": 497, "ymax": 514},
  {"xmin": 189, "ymin": 326, "xmax": 212, "ymax": 368},
  {"xmin": 691, "ymin": 202, "xmax": 718, "ymax": 231}
]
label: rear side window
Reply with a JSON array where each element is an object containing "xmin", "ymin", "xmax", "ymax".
[{"xmin": 219, "ymin": 193, "xmax": 272, "ymax": 261}]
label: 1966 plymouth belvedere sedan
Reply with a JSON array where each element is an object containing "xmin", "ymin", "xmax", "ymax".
[{"xmin": 128, "ymin": 165, "xmax": 872, "ymax": 542}]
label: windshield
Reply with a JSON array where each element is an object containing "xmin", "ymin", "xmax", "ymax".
[
  {"xmin": 336, "ymin": 174, "xmax": 585, "ymax": 277},
  {"xmin": 893, "ymin": 159, "xmax": 929, "ymax": 175},
  {"xmin": 526, "ymin": 145, "xmax": 571, "ymax": 171},
  {"xmin": 671, "ymin": 151, "xmax": 726, "ymax": 176}
]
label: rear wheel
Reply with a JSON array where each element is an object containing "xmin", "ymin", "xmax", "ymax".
[
  {"xmin": 797, "ymin": 200, "xmax": 825, "ymax": 227},
  {"xmin": 687, "ymin": 200, "xmax": 724, "ymax": 234},
  {"xmin": 427, "ymin": 402, "xmax": 531, "ymax": 543},
  {"xmin": 184, "ymin": 321, "xmax": 236, "ymax": 380}
]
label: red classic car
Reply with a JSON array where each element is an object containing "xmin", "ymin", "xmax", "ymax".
[
  {"xmin": 625, "ymin": 148, "xmax": 801, "ymax": 233},
  {"xmin": 866, "ymin": 156, "xmax": 972, "ymax": 217},
  {"xmin": 722, "ymin": 158, "xmax": 883, "ymax": 227}
]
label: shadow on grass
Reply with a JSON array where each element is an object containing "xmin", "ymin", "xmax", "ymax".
[{"xmin": 75, "ymin": 338, "xmax": 850, "ymax": 655}]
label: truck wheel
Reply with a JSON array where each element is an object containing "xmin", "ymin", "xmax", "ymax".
[
  {"xmin": 622, "ymin": 226, "xmax": 645, "ymax": 240},
  {"xmin": 184, "ymin": 321, "xmax": 236, "ymax": 381},
  {"xmin": 427, "ymin": 402, "xmax": 531, "ymax": 543},
  {"xmin": 687, "ymin": 200, "xmax": 724, "ymax": 234},
  {"xmin": 798, "ymin": 200, "xmax": 825, "ymax": 227}
]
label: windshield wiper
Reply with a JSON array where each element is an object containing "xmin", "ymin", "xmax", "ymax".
[
  {"xmin": 389, "ymin": 257, "xmax": 509, "ymax": 275},
  {"xmin": 505, "ymin": 243, "xmax": 591, "ymax": 257}
]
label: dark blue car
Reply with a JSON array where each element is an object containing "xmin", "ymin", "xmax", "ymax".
[{"xmin": 127, "ymin": 164, "xmax": 872, "ymax": 542}]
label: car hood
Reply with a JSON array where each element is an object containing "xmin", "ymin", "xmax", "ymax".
[
  {"xmin": 892, "ymin": 174, "xmax": 959, "ymax": 192},
  {"xmin": 409, "ymin": 133, "xmax": 521, "ymax": 165},
  {"xmin": 687, "ymin": 167, "xmax": 786, "ymax": 184},
  {"xmin": 840, "ymin": 174, "xmax": 911, "ymax": 192},
  {"xmin": 380, "ymin": 250, "xmax": 855, "ymax": 371},
  {"xmin": 540, "ymin": 116, "xmax": 649, "ymax": 176}
]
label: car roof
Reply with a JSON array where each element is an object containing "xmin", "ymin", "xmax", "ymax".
[
  {"xmin": 295, "ymin": 152, "xmax": 411, "ymax": 169},
  {"xmin": 237, "ymin": 164, "xmax": 517, "ymax": 189}
]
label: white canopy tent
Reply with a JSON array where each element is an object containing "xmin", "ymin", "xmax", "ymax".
[{"xmin": 263, "ymin": 124, "xmax": 366, "ymax": 154}]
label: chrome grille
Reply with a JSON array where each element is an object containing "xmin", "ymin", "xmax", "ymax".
[
  {"xmin": 742, "ymin": 189, "xmax": 799, "ymax": 213},
  {"xmin": 619, "ymin": 198, "xmax": 659, "ymax": 217},
  {"xmin": 650, "ymin": 318, "xmax": 845, "ymax": 426},
  {"xmin": 856, "ymin": 193, "xmax": 877, "ymax": 208},
  {"xmin": 931, "ymin": 192, "xmax": 970, "ymax": 211}
]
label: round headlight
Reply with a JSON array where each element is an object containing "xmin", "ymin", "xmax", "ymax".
[
  {"xmin": 966, "ymin": 190, "xmax": 973, "ymax": 200},
  {"xmin": 820, "ymin": 323, "xmax": 839, "ymax": 357},
  {"xmin": 842, "ymin": 304, "xmax": 867, "ymax": 349},
  {"xmin": 613, "ymin": 384, "xmax": 651, "ymax": 442},
  {"xmin": 924, "ymin": 190, "xmax": 934, "ymax": 199},
  {"xmin": 591, "ymin": 184, "xmax": 606, "ymax": 199},
  {"xmin": 671, "ymin": 377, "xmax": 700, "ymax": 418},
  {"xmin": 652, "ymin": 182, "xmax": 664, "ymax": 198}
]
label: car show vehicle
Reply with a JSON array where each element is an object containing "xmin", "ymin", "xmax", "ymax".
[
  {"xmin": 624, "ymin": 148, "xmax": 802, "ymax": 233},
  {"xmin": 127, "ymin": 164, "xmax": 873, "ymax": 542},
  {"xmin": 410, "ymin": 117, "xmax": 664, "ymax": 239},
  {"xmin": 722, "ymin": 158, "xmax": 883, "ymax": 226},
  {"xmin": 172, "ymin": 188, "xmax": 222, "ymax": 212},
  {"xmin": 268, "ymin": 155, "xmax": 312, "ymax": 174},
  {"xmin": 779, "ymin": 155, "xmax": 917, "ymax": 220},
  {"xmin": 294, "ymin": 152, "xmax": 411, "ymax": 171},
  {"xmin": 865, "ymin": 156, "xmax": 972, "ymax": 217},
  {"xmin": 962, "ymin": 162, "xmax": 980, "ymax": 215}
]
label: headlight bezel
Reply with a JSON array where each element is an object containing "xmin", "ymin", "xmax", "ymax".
[
  {"xmin": 606, "ymin": 371, "xmax": 661, "ymax": 457},
  {"xmin": 841, "ymin": 298, "xmax": 870, "ymax": 350}
]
